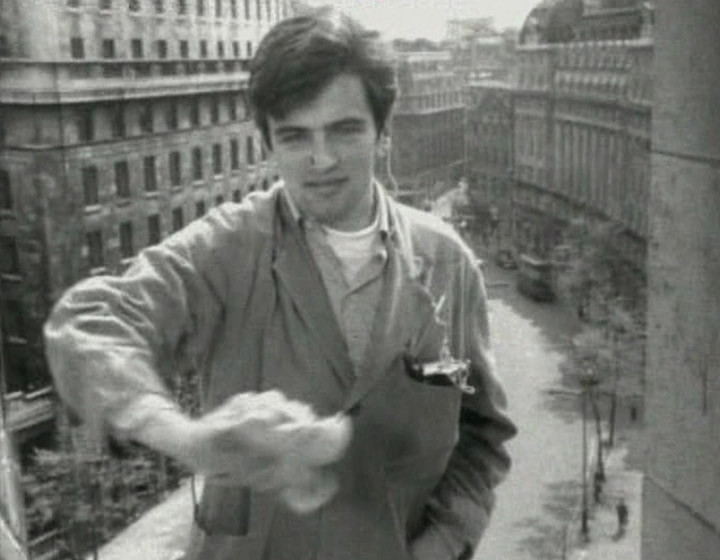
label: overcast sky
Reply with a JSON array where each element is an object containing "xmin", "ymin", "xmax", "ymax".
[{"xmin": 306, "ymin": 0, "xmax": 540, "ymax": 40}]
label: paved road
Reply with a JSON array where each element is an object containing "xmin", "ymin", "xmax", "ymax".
[{"xmin": 476, "ymin": 262, "xmax": 585, "ymax": 560}]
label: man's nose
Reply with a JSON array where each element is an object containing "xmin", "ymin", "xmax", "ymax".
[{"xmin": 309, "ymin": 135, "xmax": 338, "ymax": 170}]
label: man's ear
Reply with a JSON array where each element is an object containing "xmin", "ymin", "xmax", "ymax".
[{"xmin": 376, "ymin": 131, "xmax": 391, "ymax": 158}]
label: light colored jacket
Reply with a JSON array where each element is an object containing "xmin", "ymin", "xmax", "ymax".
[{"xmin": 44, "ymin": 185, "xmax": 516, "ymax": 560}]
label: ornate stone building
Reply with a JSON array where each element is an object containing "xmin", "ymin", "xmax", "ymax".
[
  {"xmin": 464, "ymin": 81, "xmax": 514, "ymax": 245},
  {"xmin": 511, "ymin": 0, "xmax": 653, "ymax": 262},
  {"xmin": 387, "ymin": 50, "xmax": 465, "ymax": 206},
  {"xmin": 445, "ymin": 18, "xmax": 513, "ymax": 83},
  {"xmin": 0, "ymin": 0, "xmax": 289, "ymax": 447}
]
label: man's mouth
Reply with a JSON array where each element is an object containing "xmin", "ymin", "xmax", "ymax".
[{"xmin": 304, "ymin": 178, "xmax": 348, "ymax": 189}]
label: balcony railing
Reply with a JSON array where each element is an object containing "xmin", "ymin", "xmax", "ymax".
[{"xmin": 0, "ymin": 58, "xmax": 252, "ymax": 104}]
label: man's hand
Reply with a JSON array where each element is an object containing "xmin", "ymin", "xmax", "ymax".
[{"xmin": 172, "ymin": 391, "xmax": 351, "ymax": 512}]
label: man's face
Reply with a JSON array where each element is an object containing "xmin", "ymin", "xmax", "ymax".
[{"xmin": 266, "ymin": 73, "xmax": 382, "ymax": 231}]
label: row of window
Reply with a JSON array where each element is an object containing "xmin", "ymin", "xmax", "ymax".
[
  {"xmin": 73, "ymin": 94, "xmax": 249, "ymax": 143},
  {"xmin": 70, "ymin": 36, "xmax": 254, "ymax": 60},
  {"xmin": 67, "ymin": 0, "xmax": 284, "ymax": 21},
  {"xmin": 87, "ymin": 190, "xmax": 243, "ymax": 267},
  {"xmin": 81, "ymin": 139, "xmax": 257, "ymax": 206},
  {"xmin": 1, "ymin": 137, "xmax": 259, "ymax": 212}
]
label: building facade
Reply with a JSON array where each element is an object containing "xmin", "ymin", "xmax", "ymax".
[
  {"xmin": 464, "ymin": 81, "xmax": 514, "ymax": 246},
  {"xmin": 445, "ymin": 18, "xmax": 513, "ymax": 83},
  {"xmin": 387, "ymin": 50, "xmax": 465, "ymax": 206},
  {"xmin": 643, "ymin": 1, "xmax": 720, "ymax": 557},
  {"xmin": 0, "ymin": 0, "xmax": 290, "ymax": 450},
  {"xmin": 511, "ymin": 0, "xmax": 652, "ymax": 262}
]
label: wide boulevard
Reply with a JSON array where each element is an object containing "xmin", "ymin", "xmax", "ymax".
[{"xmin": 475, "ymin": 260, "xmax": 584, "ymax": 560}]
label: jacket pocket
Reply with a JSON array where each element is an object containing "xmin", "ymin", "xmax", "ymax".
[{"xmin": 384, "ymin": 444, "xmax": 456, "ymax": 548}]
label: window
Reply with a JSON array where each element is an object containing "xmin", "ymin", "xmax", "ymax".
[
  {"xmin": 232, "ymin": 189, "xmax": 241, "ymax": 202},
  {"xmin": 228, "ymin": 96, "xmax": 237, "ymax": 121},
  {"xmin": 100, "ymin": 0, "xmax": 113, "ymax": 9},
  {"xmin": 192, "ymin": 147, "xmax": 203, "ymax": 180},
  {"xmin": 166, "ymin": 101, "xmax": 178, "ymax": 130},
  {"xmin": 230, "ymin": 138, "xmax": 240, "ymax": 170},
  {"xmin": 210, "ymin": 96, "xmax": 219, "ymax": 123},
  {"xmin": 200, "ymin": 40, "xmax": 208, "ymax": 58},
  {"xmin": 217, "ymin": 41, "xmax": 224, "ymax": 58},
  {"xmin": 70, "ymin": 37, "xmax": 85, "ymax": 59},
  {"xmin": 147, "ymin": 214, "xmax": 161, "ymax": 245},
  {"xmin": 170, "ymin": 151, "xmax": 182, "ymax": 186},
  {"xmin": 0, "ymin": 169, "xmax": 12, "ymax": 210},
  {"xmin": 115, "ymin": 161, "xmax": 130, "ymax": 198},
  {"xmin": 244, "ymin": 0, "xmax": 250, "ymax": 19},
  {"xmin": 154, "ymin": 0, "xmax": 165, "ymax": 13},
  {"xmin": 78, "ymin": 107, "xmax": 94, "ymax": 142},
  {"xmin": 177, "ymin": 0, "xmax": 187, "ymax": 14},
  {"xmin": 232, "ymin": 41, "xmax": 239, "ymax": 58},
  {"xmin": 246, "ymin": 41, "xmax": 252, "ymax": 58},
  {"xmin": 195, "ymin": 200, "xmax": 206, "ymax": 217},
  {"xmin": 231, "ymin": 0, "xmax": 237, "ymax": 18},
  {"xmin": 131, "ymin": 39, "xmax": 143, "ymax": 58},
  {"xmin": 190, "ymin": 97, "xmax": 200, "ymax": 126},
  {"xmin": 246, "ymin": 136, "xmax": 255, "ymax": 164},
  {"xmin": 0, "ymin": 236, "xmax": 19, "ymax": 274},
  {"xmin": 4, "ymin": 300, "xmax": 25, "ymax": 341},
  {"xmin": 129, "ymin": 0, "xmax": 140, "ymax": 11},
  {"xmin": 215, "ymin": 0, "xmax": 222, "ymax": 17},
  {"xmin": 87, "ymin": 231, "xmax": 104, "ymax": 270},
  {"xmin": 212, "ymin": 143, "xmax": 222, "ymax": 175},
  {"xmin": 139, "ymin": 104, "xmax": 154, "ymax": 133},
  {"xmin": 67, "ymin": 0, "xmax": 81, "ymax": 8},
  {"xmin": 172, "ymin": 207, "xmax": 184, "ymax": 231},
  {"xmin": 255, "ymin": 0, "xmax": 261, "ymax": 19},
  {"xmin": 144, "ymin": 156, "xmax": 157, "ymax": 191},
  {"xmin": 215, "ymin": 194, "xmax": 224, "ymax": 205},
  {"xmin": 119, "ymin": 221, "xmax": 134, "ymax": 259},
  {"xmin": 157, "ymin": 40, "xmax": 168, "ymax": 59},
  {"xmin": 102, "ymin": 39, "xmax": 115, "ymax": 58},
  {"xmin": 265, "ymin": 0, "xmax": 270, "ymax": 20},
  {"xmin": 82, "ymin": 166, "xmax": 99, "ymax": 206},
  {"xmin": 197, "ymin": 0, "xmax": 205, "ymax": 16},
  {"xmin": 180, "ymin": 40, "xmax": 189, "ymax": 58}
]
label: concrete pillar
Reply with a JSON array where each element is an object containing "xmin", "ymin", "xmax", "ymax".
[{"xmin": 643, "ymin": 1, "xmax": 720, "ymax": 559}]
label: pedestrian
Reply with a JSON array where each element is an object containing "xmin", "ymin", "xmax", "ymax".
[
  {"xmin": 617, "ymin": 497, "xmax": 629, "ymax": 536},
  {"xmin": 593, "ymin": 470, "xmax": 603, "ymax": 504},
  {"xmin": 43, "ymin": 7, "xmax": 516, "ymax": 560}
]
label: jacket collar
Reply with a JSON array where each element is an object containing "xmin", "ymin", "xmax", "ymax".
[{"xmin": 270, "ymin": 184, "xmax": 443, "ymax": 408}]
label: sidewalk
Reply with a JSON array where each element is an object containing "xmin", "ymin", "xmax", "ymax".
[{"xmin": 568, "ymin": 443, "xmax": 643, "ymax": 560}]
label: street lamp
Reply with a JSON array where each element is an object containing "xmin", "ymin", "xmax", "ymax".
[{"xmin": 579, "ymin": 367, "xmax": 600, "ymax": 542}]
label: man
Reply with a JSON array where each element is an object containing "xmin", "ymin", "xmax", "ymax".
[{"xmin": 44, "ymin": 8, "xmax": 516, "ymax": 560}]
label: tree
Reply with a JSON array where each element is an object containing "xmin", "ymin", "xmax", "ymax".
[
  {"xmin": 569, "ymin": 326, "xmax": 612, "ymax": 480},
  {"xmin": 555, "ymin": 218, "xmax": 646, "ymax": 323}
]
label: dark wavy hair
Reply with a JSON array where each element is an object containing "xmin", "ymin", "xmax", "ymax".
[{"xmin": 248, "ymin": 7, "xmax": 398, "ymax": 146}]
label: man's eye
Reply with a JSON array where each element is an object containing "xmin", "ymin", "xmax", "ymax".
[{"xmin": 335, "ymin": 123, "xmax": 365, "ymax": 134}]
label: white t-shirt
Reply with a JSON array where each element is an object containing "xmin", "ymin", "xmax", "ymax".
[{"xmin": 323, "ymin": 209, "xmax": 382, "ymax": 284}]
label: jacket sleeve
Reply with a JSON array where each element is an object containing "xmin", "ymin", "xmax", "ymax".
[
  {"xmin": 410, "ymin": 256, "xmax": 517, "ymax": 560},
  {"xmin": 43, "ymin": 209, "xmax": 239, "ymax": 445}
]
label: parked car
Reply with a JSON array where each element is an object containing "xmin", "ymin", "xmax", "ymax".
[{"xmin": 495, "ymin": 249, "xmax": 518, "ymax": 270}]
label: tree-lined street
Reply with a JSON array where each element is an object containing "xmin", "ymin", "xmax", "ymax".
[{"xmin": 476, "ymin": 262, "xmax": 585, "ymax": 560}]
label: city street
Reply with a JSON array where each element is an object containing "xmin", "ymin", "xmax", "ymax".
[{"xmin": 476, "ymin": 261, "xmax": 584, "ymax": 560}]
